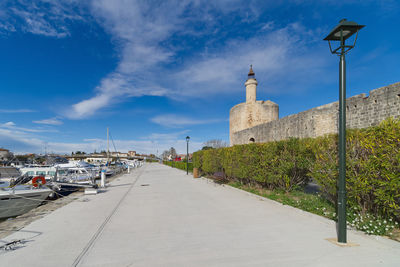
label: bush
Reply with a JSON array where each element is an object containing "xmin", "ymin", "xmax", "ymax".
[
  {"xmin": 310, "ymin": 117, "xmax": 400, "ymax": 220},
  {"xmin": 194, "ymin": 138, "xmax": 313, "ymax": 191},
  {"xmin": 163, "ymin": 160, "xmax": 193, "ymax": 172},
  {"xmin": 194, "ymin": 117, "xmax": 400, "ymax": 222}
]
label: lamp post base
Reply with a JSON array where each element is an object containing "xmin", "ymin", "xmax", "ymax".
[{"xmin": 325, "ymin": 238, "xmax": 359, "ymax": 247}]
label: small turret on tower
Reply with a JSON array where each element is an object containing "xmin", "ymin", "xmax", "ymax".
[
  {"xmin": 248, "ymin": 65, "xmax": 255, "ymax": 79},
  {"xmin": 245, "ymin": 65, "xmax": 258, "ymax": 103}
]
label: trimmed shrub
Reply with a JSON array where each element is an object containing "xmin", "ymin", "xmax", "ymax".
[
  {"xmin": 194, "ymin": 117, "xmax": 400, "ymax": 221},
  {"xmin": 194, "ymin": 138, "xmax": 313, "ymax": 191},
  {"xmin": 310, "ymin": 118, "xmax": 400, "ymax": 220},
  {"xmin": 163, "ymin": 160, "xmax": 193, "ymax": 172}
]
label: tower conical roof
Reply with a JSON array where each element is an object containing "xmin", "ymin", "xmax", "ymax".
[{"xmin": 248, "ymin": 65, "xmax": 255, "ymax": 78}]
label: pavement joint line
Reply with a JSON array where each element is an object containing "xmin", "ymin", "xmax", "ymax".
[{"xmin": 72, "ymin": 167, "xmax": 145, "ymax": 267}]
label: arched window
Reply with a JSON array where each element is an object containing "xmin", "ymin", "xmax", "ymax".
[{"xmin": 249, "ymin": 138, "xmax": 255, "ymax": 143}]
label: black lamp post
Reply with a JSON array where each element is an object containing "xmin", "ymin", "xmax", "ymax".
[
  {"xmin": 186, "ymin": 136, "xmax": 190, "ymax": 175},
  {"xmin": 324, "ymin": 19, "xmax": 364, "ymax": 244}
]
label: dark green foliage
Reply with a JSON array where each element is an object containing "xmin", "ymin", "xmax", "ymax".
[
  {"xmin": 163, "ymin": 161, "xmax": 193, "ymax": 172},
  {"xmin": 310, "ymin": 118, "xmax": 400, "ymax": 220},
  {"xmin": 194, "ymin": 117, "xmax": 400, "ymax": 222},
  {"xmin": 194, "ymin": 138, "xmax": 313, "ymax": 191}
]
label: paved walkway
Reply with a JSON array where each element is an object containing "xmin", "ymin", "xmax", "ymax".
[{"xmin": 1, "ymin": 163, "xmax": 399, "ymax": 266}]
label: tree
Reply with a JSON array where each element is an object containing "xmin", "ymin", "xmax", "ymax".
[
  {"xmin": 161, "ymin": 150, "xmax": 169, "ymax": 160},
  {"xmin": 161, "ymin": 147, "xmax": 177, "ymax": 160},
  {"xmin": 203, "ymin": 139, "xmax": 228, "ymax": 149},
  {"xmin": 169, "ymin": 147, "xmax": 177, "ymax": 158}
]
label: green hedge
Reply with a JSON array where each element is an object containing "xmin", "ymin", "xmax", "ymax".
[
  {"xmin": 163, "ymin": 160, "xmax": 193, "ymax": 172},
  {"xmin": 193, "ymin": 118, "xmax": 400, "ymax": 221},
  {"xmin": 193, "ymin": 138, "xmax": 313, "ymax": 191},
  {"xmin": 310, "ymin": 118, "xmax": 400, "ymax": 220}
]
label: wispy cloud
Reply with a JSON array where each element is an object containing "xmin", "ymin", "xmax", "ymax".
[
  {"xmin": 0, "ymin": 121, "xmax": 57, "ymax": 133},
  {"xmin": 1, "ymin": 0, "xmax": 85, "ymax": 38},
  {"xmin": 63, "ymin": 0, "xmax": 279, "ymax": 119},
  {"xmin": 0, "ymin": 109, "xmax": 35, "ymax": 113},
  {"xmin": 33, "ymin": 117, "xmax": 63, "ymax": 125},
  {"xmin": 66, "ymin": 73, "xmax": 168, "ymax": 119},
  {"xmin": 146, "ymin": 130, "xmax": 190, "ymax": 141},
  {"xmin": 67, "ymin": 4, "xmax": 330, "ymax": 117},
  {"xmin": 151, "ymin": 114, "xmax": 220, "ymax": 128},
  {"xmin": 172, "ymin": 22, "xmax": 329, "ymax": 98},
  {"xmin": 64, "ymin": 0, "xmax": 185, "ymax": 118},
  {"xmin": 0, "ymin": 127, "xmax": 202, "ymax": 155},
  {"xmin": 2, "ymin": 1, "xmax": 330, "ymax": 119}
]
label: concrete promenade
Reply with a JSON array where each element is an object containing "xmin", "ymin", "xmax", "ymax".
[{"xmin": 1, "ymin": 163, "xmax": 399, "ymax": 266}]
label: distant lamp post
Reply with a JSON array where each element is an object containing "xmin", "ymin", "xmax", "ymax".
[
  {"xmin": 324, "ymin": 19, "xmax": 364, "ymax": 244},
  {"xmin": 186, "ymin": 136, "xmax": 190, "ymax": 175}
]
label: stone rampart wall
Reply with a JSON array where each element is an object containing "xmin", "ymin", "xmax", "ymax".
[{"xmin": 231, "ymin": 82, "xmax": 400, "ymax": 145}]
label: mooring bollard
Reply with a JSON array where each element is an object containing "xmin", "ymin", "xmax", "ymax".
[
  {"xmin": 101, "ymin": 169, "xmax": 106, "ymax": 188},
  {"xmin": 193, "ymin": 168, "xmax": 199, "ymax": 178}
]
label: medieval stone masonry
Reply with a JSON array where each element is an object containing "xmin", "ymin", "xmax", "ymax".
[{"xmin": 230, "ymin": 68, "xmax": 400, "ymax": 145}]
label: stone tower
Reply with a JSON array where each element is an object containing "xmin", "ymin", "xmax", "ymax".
[
  {"xmin": 229, "ymin": 66, "xmax": 279, "ymax": 145},
  {"xmin": 246, "ymin": 65, "xmax": 257, "ymax": 103}
]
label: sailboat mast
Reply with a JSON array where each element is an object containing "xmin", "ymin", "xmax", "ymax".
[{"xmin": 107, "ymin": 127, "xmax": 110, "ymax": 164}]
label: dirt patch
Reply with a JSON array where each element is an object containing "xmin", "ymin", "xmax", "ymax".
[{"xmin": 390, "ymin": 228, "xmax": 400, "ymax": 242}]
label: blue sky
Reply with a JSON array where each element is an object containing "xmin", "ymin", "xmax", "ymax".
[{"xmin": 0, "ymin": 0, "xmax": 399, "ymax": 155}]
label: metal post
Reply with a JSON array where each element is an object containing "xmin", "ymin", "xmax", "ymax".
[
  {"xmin": 100, "ymin": 169, "xmax": 106, "ymax": 188},
  {"xmin": 186, "ymin": 140, "xmax": 189, "ymax": 175},
  {"xmin": 337, "ymin": 29, "xmax": 347, "ymax": 243},
  {"xmin": 107, "ymin": 127, "xmax": 109, "ymax": 166}
]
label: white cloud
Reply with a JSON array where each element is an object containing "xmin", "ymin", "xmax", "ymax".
[
  {"xmin": 260, "ymin": 21, "xmax": 275, "ymax": 31},
  {"xmin": 33, "ymin": 117, "xmax": 63, "ymax": 125},
  {"xmin": 144, "ymin": 130, "xmax": 191, "ymax": 141},
  {"xmin": 2, "ymin": 1, "xmax": 331, "ymax": 119},
  {"xmin": 4, "ymin": 121, "xmax": 16, "ymax": 127},
  {"xmin": 172, "ymin": 22, "xmax": 328, "ymax": 98},
  {"xmin": 64, "ymin": 0, "xmax": 186, "ymax": 118},
  {"xmin": 0, "ymin": 109, "xmax": 35, "ymax": 113},
  {"xmin": 67, "ymin": 11, "xmax": 329, "ymax": 118},
  {"xmin": 0, "ymin": 127, "xmax": 45, "ymax": 153},
  {"xmin": 64, "ymin": 0, "xmax": 279, "ymax": 119},
  {"xmin": 4, "ymin": 0, "xmax": 85, "ymax": 38},
  {"xmin": 0, "ymin": 127, "xmax": 202, "ymax": 155},
  {"xmin": 151, "ymin": 114, "xmax": 220, "ymax": 128},
  {"xmin": 0, "ymin": 121, "xmax": 57, "ymax": 133}
]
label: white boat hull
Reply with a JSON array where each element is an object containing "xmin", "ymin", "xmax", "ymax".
[{"xmin": 0, "ymin": 189, "xmax": 52, "ymax": 219}]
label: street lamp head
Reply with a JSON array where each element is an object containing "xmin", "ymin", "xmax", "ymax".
[
  {"xmin": 324, "ymin": 19, "xmax": 364, "ymax": 55},
  {"xmin": 186, "ymin": 136, "xmax": 190, "ymax": 142},
  {"xmin": 324, "ymin": 19, "xmax": 364, "ymax": 41}
]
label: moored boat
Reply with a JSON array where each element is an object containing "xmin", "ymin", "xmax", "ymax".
[{"xmin": 0, "ymin": 179, "xmax": 52, "ymax": 219}]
